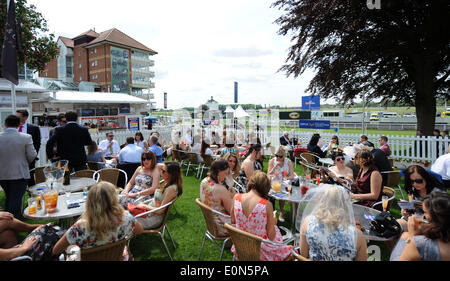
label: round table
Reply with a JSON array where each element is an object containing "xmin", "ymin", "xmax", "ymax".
[
  {"xmin": 29, "ymin": 177, "xmax": 97, "ymax": 196},
  {"xmin": 352, "ymin": 204, "xmax": 397, "ymax": 242},
  {"xmin": 269, "ymin": 180, "xmax": 319, "ymax": 231},
  {"xmin": 23, "ymin": 192, "xmax": 86, "ymax": 229}
]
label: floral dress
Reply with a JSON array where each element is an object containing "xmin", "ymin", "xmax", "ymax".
[
  {"xmin": 137, "ymin": 184, "xmax": 178, "ymax": 229},
  {"xmin": 120, "ymin": 172, "xmax": 154, "ymax": 208},
  {"xmin": 200, "ymin": 178, "xmax": 231, "ymax": 237},
  {"xmin": 66, "ymin": 212, "xmax": 136, "ymax": 249},
  {"xmin": 231, "ymin": 194, "xmax": 292, "ymax": 261},
  {"xmin": 305, "ymin": 216, "xmax": 357, "ymax": 261}
]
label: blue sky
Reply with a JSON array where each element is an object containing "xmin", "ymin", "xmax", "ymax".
[{"xmin": 28, "ymin": 0, "xmax": 325, "ymax": 109}]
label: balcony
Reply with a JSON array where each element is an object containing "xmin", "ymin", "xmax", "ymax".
[
  {"xmin": 132, "ymin": 68, "xmax": 155, "ymax": 78},
  {"xmin": 131, "ymin": 56, "xmax": 154, "ymax": 67}
]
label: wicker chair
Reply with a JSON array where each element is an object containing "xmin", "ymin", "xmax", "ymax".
[
  {"xmin": 224, "ymin": 223, "xmax": 292, "ymax": 261},
  {"xmin": 290, "ymin": 246, "xmax": 311, "ymax": 261},
  {"xmin": 93, "ymin": 168, "xmax": 127, "ymax": 187},
  {"xmin": 299, "ymin": 152, "xmax": 321, "ymax": 178},
  {"xmin": 372, "ymin": 186, "xmax": 396, "ymax": 211},
  {"xmin": 72, "ymin": 169, "xmax": 95, "ymax": 179},
  {"xmin": 195, "ymin": 198, "xmax": 230, "ymax": 261},
  {"xmin": 132, "ymin": 201, "xmax": 176, "ymax": 261},
  {"xmin": 87, "ymin": 161, "xmax": 100, "ymax": 171},
  {"xmin": 30, "ymin": 166, "xmax": 46, "ymax": 184},
  {"xmin": 381, "ymin": 170, "xmax": 405, "ymax": 200},
  {"xmin": 80, "ymin": 239, "xmax": 127, "ymax": 261}
]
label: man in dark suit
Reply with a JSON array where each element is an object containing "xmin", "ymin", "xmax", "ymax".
[
  {"xmin": 46, "ymin": 111, "xmax": 93, "ymax": 172},
  {"xmin": 16, "ymin": 110, "xmax": 41, "ymax": 186}
]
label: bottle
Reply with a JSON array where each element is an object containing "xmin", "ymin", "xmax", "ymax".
[{"xmin": 63, "ymin": 165, "xmax": 70, "ymax": 185}]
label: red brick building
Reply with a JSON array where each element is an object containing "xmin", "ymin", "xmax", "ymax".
[{"xmin": 39, "ymin": 28, "xmax": 157, "ymax": 98}]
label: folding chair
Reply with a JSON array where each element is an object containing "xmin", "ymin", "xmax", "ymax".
[
  {"xmin": 185, "ymin": 152, "xmax": 201, "ymax": 176},
  {"xmin": 197, "ymin": 154, "xmax": 213, "ymax": 178}
]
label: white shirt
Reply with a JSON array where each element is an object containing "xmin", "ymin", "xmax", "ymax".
[
  {"xmin": 98, "ymin": 139, "xmax": 121, "ymax": 157},
  {"xmin": 118, "ymin": 144, "xmax": 144, "ymax": 164},
  {"xmin": 17, "ymin": 123, "xmax": 28, "ymax": 133},
  {"xmin": 431, "ymin": 153, "xmax": 450, "ymax": 180}
]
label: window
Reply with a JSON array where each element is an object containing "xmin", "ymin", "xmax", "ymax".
[
  {"xmin": 91, "ymin": 74, "xmax": 98, "ymax": 80},
  {"xmin": 80, "ymin": 76, "xmax": 83, "ymax": 81},
  {"xmin": 94, "ymin": 48, "xmax": 97, "ymax": 54},
  {"xmin": 79, "ymin": 63, "xmax": 82, "ymax": 69},
  {"xmin": 91, "ymin": 60, "xmax": 98, "ymax": 67}
]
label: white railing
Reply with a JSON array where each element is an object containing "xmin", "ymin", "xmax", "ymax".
[{"xmin": 35, "ymin": 126, "xmax": 449, "ymax": 167}]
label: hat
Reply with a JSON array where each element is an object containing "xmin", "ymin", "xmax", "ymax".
[{"xmin": 343, "ymin": 143, "xmax": 364, "ymax": 159}]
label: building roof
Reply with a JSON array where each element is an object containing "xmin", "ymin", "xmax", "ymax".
[
  {"xmin": 0, "ymin": 78, "xmax": 48, "ymax": 93},
  {"xmin": 72, "ymin": 29, "xmax": 100, "ymax": 40},
  {"xmin": 46, "ymin": 91, "xmax": 148, "ymax": 104},
  {"xmin": 85, "ymin": 28, "xmax": 157, "ymax": 55},
  {"xmin": 59, "ymin": 36, "xmax": 74, "ymax": 48}
]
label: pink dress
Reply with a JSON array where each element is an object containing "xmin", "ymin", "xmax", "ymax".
[{"xmin": 231, "ymin": 194, "xmax": 292, "ymax": 261}]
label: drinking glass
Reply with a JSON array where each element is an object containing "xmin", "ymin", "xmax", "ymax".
[
  {"xmin": 382, "ymin": 195, "xmax": 388, "ymax": 212},
  {"xmin": 272, "ymin": 180, "xmax": 281, "ymax": 192},
  {"xmin": 28, "ymin": 198, "xmax": 37, "ymax": 215},
  {"xmin": 413, "ymin": 211, "xmax": 425, "ymax": 229},
  {"xmin": 43, "ymin": 192, "xmax": 52, "ymax": 214}
]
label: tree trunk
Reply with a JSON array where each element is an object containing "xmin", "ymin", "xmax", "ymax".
[{"xmin": 413, "ymin": 58, "xmax": 436, "ymax": 136}]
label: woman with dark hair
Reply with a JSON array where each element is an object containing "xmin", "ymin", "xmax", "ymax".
[
  {"xmin": 307, "ymin": 133, "xmax": 327, "ymax": 159},
  {"xmin": 350, "ymin": 150, "xmax": 383, "ymax": 208},
  {"xmin": 222, "ymin": 152, "xmax": 240, "ymax": 190},
  {"xmin": 199, "ymin": 140, "xmax": 214, "ymax": 162},
  {"xmin": 236, "ymin": 144, "xmax": 263, "ymax": 189},
  {"xmin": 390, "ymin": 192, "xmax": 450, "ymax": 261},
  {"xmin": 320, "ymin": 151, "xmax": 354, "ymax": 185},
  {"xmin": 119, "ymin": 151, "xmax": 160, "ymax": 208},
  {"xmin": 86, "ymin": 141, "xmax": 107, "ymax": 169},
  {"xmin": 200, "ymin": 159, "xmax": 234, "ymax": 236},
  {"xmin": 135, "ymin": 132, "xmax": 149, "ymax": 151},
  {"xmin": 134, "ymin": 162, "xmax": 182, "ymax": 229},
  {"xmin": 404, "ymin": 165, "xmax": 443, "ymax": 202},
  {"xmin": 397, "ymin": 165, "xmax": 444, "ymax": 231},
  {"xmin": 230, "ymin": 171, "xmax": 293, "ymax": 261}
]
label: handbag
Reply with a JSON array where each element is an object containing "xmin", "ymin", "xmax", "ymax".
[
  {"xmin": 23, "ymin": 224, "xmax": 63, "ymax": 261},
  {"xmin": 370, "ymin": 211, "xmax": 402, "ymax": 238},
  {"xmin": 127, "ymin": 203, "xmax": 149, "ymax": 218}
]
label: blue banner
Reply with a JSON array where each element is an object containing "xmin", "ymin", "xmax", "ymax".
[
  {"xmin": 302, "ymin": 96, "xmax": 320, "ymax": 110},
  {"xmin": 299, "ymin": 120, "xmax": 330, "ymax": 129}
]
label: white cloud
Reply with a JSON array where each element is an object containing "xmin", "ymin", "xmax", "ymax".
[{"xmin": 28, "ymin": 0, "xmax": 322, "ymax": 109}]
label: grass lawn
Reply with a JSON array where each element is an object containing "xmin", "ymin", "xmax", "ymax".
[{"xmin": 0, "ymin": 157, "xmax": 406, "ymax": 261}]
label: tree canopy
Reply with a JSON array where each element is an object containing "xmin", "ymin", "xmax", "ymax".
[
  {"xmin": 0, "ymin": 0, "xmax": 59, "ymax": 74},
  {"xmin": 272, "ymin": 0, "xmax": 450, "ymax": 135}
]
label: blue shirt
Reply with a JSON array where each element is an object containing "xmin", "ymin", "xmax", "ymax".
[
  {"xmin": 149, "ymin": 144, "xmax": 164, "ymax": 163},
  {"xmin": 118, "ymin": 144, "xmax": 144, "ymax": 164}
]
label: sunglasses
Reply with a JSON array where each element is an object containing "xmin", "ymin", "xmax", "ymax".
[
  {"xmin": 161, "ymin": 169, "xmax": 167, "ymax": 174},
  {"xmin": 108, "ymin": 135, "xmax": 114, "ymax": 138},
  {"xmin": 410, "ymin": 178, "xmax": 424, "ymax": 184},
  {"xmin": 335, "ymin": 157, "xmax": 345, "ymax": 161},
  {"xmin": 142, "ymin": 157, "xmax": 152, "ymax": 161},
  {"xmin": 276, "ymin": 155, "xmax": 283, "ymax": 158}
]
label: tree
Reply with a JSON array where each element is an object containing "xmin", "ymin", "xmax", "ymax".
[
  {"xmin": 0, "ymin": 0, "xmax": 59, "ymax": 74},
  {"xmin": 272, "ymin": 0, "xmax": 450, "ymax": 135}
]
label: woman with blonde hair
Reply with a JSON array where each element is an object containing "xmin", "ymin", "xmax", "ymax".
[
  {"xmin": 52, "ymin": 181, "xmax": 143, "ymax": 257},
  {"xmin": 222, "ymin": 151, "xmax": 240, "ymax": 190},
  {"xmin": 297, "ymin": 184, "xmax": 367, "ymax": 261},
  {"xmin": 267, "ymin": 146, "xmax": 295, "ymax": 222}
]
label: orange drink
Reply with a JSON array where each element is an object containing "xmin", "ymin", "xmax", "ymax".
[
  {"xmin": 316, "ymin": 175, "xmax": 321, "ymax": 185},
  {"xmin": 28, "ymin": 198, "xmax": 37, "ymax": 215},
  {"xmin": 43, "ymin": 193, "xmax": 52, "ymax": 210},
  {"xmin": 272, "ymin": 181, "xmax": 281, "ymax": 192},
  {"xmin": 50, "ymin": 192, "xmax": 58, "ymax": 210},
  {"xmin": 382, "ymin": 195, "xmax": 388, "ymax": 212}
]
